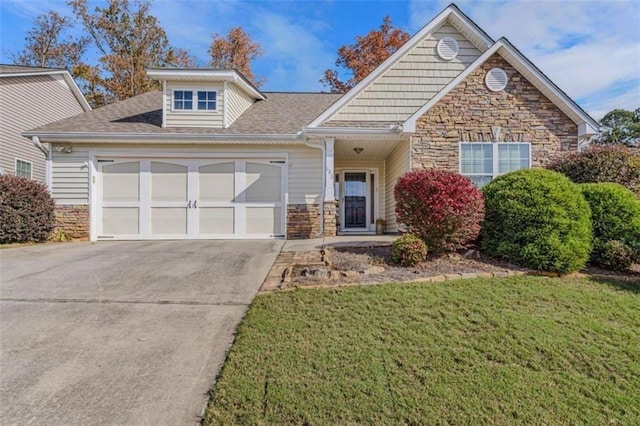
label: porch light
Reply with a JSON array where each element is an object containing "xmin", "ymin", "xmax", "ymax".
[{"xmin": 353, "ymin": 147, "xmax": 364, "ymax": 155}]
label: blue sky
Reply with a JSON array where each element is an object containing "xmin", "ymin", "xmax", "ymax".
[{"xmin": 1, "ymin": 0, "xmax": 639, "ymax": 120}]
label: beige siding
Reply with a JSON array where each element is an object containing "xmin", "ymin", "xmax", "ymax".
[
  {"xmin": 52, "ymin": 148, "xmax": 90, "ymax": 205},
  {"xmin": 226, "ymin": 83, "xmax": 255, "ymax": 125},
  {"xmin": 164, "ymin": 81, "xmax": 225, "ymax": 128},
  {"xmin": 384, "ymin": 140, "xmax": 410, "ymax": 232},
  {"xmin": 335, "ymin": 159, "xmax": 385, "ymax": 222},
  {"xmin": 0, "ymin": 74, "xmax": 85, "ymax": 182},
  {"xmin": 333, "ymin": 23, "xmax": 482, "ymax": 123},
  {"xmin": 50, "ymin": 144, "xmax": 322, "ymax": 206}
]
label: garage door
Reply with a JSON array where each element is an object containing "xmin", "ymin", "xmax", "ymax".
[{"xmin": 97, "ymin": 158, "xmax": 285, "ymax": 239}]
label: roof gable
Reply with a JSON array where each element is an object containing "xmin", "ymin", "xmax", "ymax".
[
  {"xmin": 308, "ymin": 4, "xmax": 493, "ymax": 128},
  {"xmin": 403, "ymin": 38, "xmax": 599, "ymax": 136}
]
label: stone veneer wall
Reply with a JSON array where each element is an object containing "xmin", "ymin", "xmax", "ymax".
[
  {"xmin": 412, "ymin": 54, "xmax": 578, "ymax": 171},
  {"xmin": 323, "ymin": 201, "xmax": 337, "ymax": 237},
  {"xmin": 287, "ymin": 204, "xmax": 321, "ymax": 239},
  {"xmin": 54, "ymin": 205, "xmax": 89, "ymax": 240}
]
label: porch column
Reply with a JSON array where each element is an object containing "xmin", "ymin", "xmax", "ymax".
[{"xmin": 323, "ymin": 137, "xmax": 337, "ymax": 236}]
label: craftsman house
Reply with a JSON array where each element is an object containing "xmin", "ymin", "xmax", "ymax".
[{"xmin": 23, "ymin": 4, "xmax": 598, "ymax": 241}]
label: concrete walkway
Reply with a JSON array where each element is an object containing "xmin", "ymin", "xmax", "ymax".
[
  {"xmin": 282, "ymin": 235, "xmax": 398, "ymax": 252},
  {"xmin": 0, "ymin": 240, "xmax": 282, "ymax": 425}
]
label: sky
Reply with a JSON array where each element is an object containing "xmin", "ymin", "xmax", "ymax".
[{"xmin": 1, "ymin": 0, "xmax": 639, "ymax": 120}]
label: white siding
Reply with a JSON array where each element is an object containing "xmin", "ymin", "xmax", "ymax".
[
  {"xmin": 164, "ymin": 81, "xmax": 225, "ymax": 128},
  {"xmin": 51, "ymin": 148, "xmax": 90, "ymax": 205},
  {"xmin": 50, "ymin": 143, "xmax": 322, "ymax": 206},
  {"xmin": 0, "ymin": 74, "xmax": 85, "ymax": 182},
  {"xmin": 384, "ymin": 140, "xmax": 410, "ymax": 232},
  {"xmin": 335, "ymin": 159, "xmax": 385, "ymax": 221},
  {"xmin": 226, "ymin": 83, "xmax": 255, "ymax": 125},
  {"xmin": 333, "ymin": 23, "xmax": 481, "ymax": 123}
]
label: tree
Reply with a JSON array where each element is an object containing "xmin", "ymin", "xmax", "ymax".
[
  {"xmin": 596, "ymin": 108, "xmax": 640, "ymax": 147},
  {"xmin": 321, "ymin": 15, "xmax": 410, "ymax": 93},
  {"xmin": 11, "ymin": 11, "xmax": 89, "ymax": 71},
  {"xmin": 69, "ymin": 0, "xmax": 195, "ymax": 104},
  {"xmin": 208, "ymin": 27, "xmax": 264, "ymax": 87}
]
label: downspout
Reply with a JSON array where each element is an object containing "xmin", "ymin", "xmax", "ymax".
[
  {"xmin": 303, "ymin": 137, "xmax": 325, "ymax": 238},
  {"xmin": 32, "ymin": 136, "xmax": 52, "ymax": 190}
]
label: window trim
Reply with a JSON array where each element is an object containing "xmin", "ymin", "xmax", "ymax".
[
  {"xmin": 171, "ymin": 88, "xmax": 219, "ymax": 113},
  {"xmin": 15, "ymin": 158, "xmax": 33, "ymax": 179},
  {"xmin": 458, "ymin": 142, "xmax": 531, "ymax": 185}
]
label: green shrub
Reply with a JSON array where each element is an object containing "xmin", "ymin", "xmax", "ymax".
[
  {"xmin": 580, "ymin": 182, "xmax": 640, "ymax": 269},
  {"xmin": 0, "ymin": 175, "xmax": 55, "ymax": 243},
  {"xmin": 594, "ymin": 240, "xmax": 635, "ymax": 272},
  {"xmin": 391, "ymin": 234, "xmax": 427, "ymax": 267},
  {"xmin": 481, "ymin": 169, "xmax": 592, "ymax": 273},
  {"xmin": 548, "ymin": 145, "xmax": 640, "ymax": 196}
]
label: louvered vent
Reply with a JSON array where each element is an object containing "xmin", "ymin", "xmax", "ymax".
[
  {"xmin": 437, "ymin": 37, "xmax": 459, "ymax": 60},
  {"xmin": 485, "ymin": 68, "xmax": 508, "ymax": 91}
]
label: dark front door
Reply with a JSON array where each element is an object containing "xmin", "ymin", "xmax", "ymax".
[{"xmin": 344, "ymin": 172, "xmax": 367, "ymax": 228}]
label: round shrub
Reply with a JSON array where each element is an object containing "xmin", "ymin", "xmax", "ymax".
[
  {"xmin": 548, "ymin": 145, "xmax": 640, "ymax": 196},
  {"xmin": 580, "ymin": 182, "xmax": 640, "ymax": 268},
  {"xmin": 481, "ymin": 169, "xmax": 592, "ymax": 273},
  {"xmin": 0, "ymin": 175, "xmax": 55, "ymax": 243},
  {"xmin": 391, "ymin": 234, "xmax": 427, "ymax": 267},
  {"xmin": 594, "ymin": 240, "xmax": 635, "ymax": 272},
  {"xmin": 394, "ymin": 169, "xmax": 484, "ymax": 254}
]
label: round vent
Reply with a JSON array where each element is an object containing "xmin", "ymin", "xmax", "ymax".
[
  {"xmin": 485, "ymin": 68, "xmax": 508, "ymax": 91},
  {"xmin": 437, "ymin": 37, "xmax": 459, "ymax": 60}
]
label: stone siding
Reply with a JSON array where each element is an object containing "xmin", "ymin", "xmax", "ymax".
[
  {"xmin": 54, "ymin": 205, "xmax": 89, "ymax": 240},
  {"xmin": 287, "ymin": 204, "xmax": 321, "ymax": 239},
  {"xmin": 412, "ymin": 54, "xmax": 578, "ymax": 171},
  {"xmin": 323, "ymin": 201, "xmax": 337, "ymax": 237}
]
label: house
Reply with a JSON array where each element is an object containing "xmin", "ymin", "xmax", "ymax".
[
  {"xmin": 23, "ymin": 4, "xmax": 598, "ymax": 241},
  {"xmin": 0, "ymin": 65, "xmax": 91, "ymax": 182}
]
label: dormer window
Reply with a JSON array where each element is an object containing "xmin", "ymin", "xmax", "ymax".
[
  {"xmin": 173, "ymin": 90, "xmax": 217, "ymax": 111},
  {"xmin": 197, "ymin": 91, "xmax": 217, "ymax": 110},
  {"xmin": 173, "ymin": 90, "xmax": 193, "ymax": 110}
]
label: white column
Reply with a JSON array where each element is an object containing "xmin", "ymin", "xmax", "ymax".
[{"xmin": 324, "ymin": 137, "xmax": 335, "ymax": 202}]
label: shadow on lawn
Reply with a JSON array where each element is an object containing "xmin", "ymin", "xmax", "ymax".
[{"xmin": 590, "ymin": 275, "xmax": 640, "ymax": 294}]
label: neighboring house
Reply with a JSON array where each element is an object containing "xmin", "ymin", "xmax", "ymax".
[
  {"xmin": 0, "ymin": 65, "xmax": 90, "ymax": 182},
  {"xmin": 23, "ymin": 4, "xmax": 598, "ymax": 241}
]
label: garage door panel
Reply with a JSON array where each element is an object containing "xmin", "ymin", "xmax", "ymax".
[
  {"xmin": 151, "ymin": 208, "xmax": 188, "ymax": 235},
  {"xmin": 151, "ymin": 162, "xmax": 188, "ymax": 202},
  {"xmin": 245, "ymin": 163, "xmax": 281, "ymax": 202},
  {"xmin": 102, "ymin": 207, "xmax": 139, "ymax": 235},
  {"xmin": 246, "ymin": 207, "xmax": 281, "ymax": 235},
  {"xmin": 102, "ymin": 162, "xmax": 139, "ymax": 202},
  {"xmin": 199, "ymin": 207, "xmax": 234, "ymax": 234},
  {"xmin": 199, "ymin": 162, "xmax": 235, "ymax": 202}
]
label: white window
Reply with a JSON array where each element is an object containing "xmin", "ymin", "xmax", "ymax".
[
  {"xmin": 460, "ymin": 142, "xmax": 531, "ymax": 187},
  {"xmin": 197, "ymin": 91, "xmax": 217, "ymax": 110},
  {"xmin": 173, "ymin": 90, "xmax": 217, "ymax": 111},
  {"xmin": 15, "ymin": 159, "xmax": 32, "ymax": 179},
  {"xmin": 173, "ymin": 90, "xmax": 193, "ymax": 110}
]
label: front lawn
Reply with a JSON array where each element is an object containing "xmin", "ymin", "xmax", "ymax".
[{"xmin": 204, "ymin": 276, "xmax": 640, "ymax": 424}]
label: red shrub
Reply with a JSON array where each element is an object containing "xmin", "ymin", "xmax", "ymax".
[
  {"xmin": 394, "ymin": 169, "xmax": 484, "ymax": 253},
  {"xmin": 0, "ymin": 175, "xmax": 55, "ymax": 243}
]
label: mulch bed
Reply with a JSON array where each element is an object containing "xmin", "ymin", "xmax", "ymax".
[{"xmin": 319, "ymin": 245, "xmax": 640, "ymax": 285}]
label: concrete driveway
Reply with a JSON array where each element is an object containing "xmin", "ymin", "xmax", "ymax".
[{"xmin": 0, "ymin": 240, "xmax": 282, "ymax": 425}]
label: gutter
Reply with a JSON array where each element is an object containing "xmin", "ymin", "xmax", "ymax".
[
  {"xmin": 304, "ymin": 125, "xmax": 403, "ymax": 136},
  {"xmin": 22, "ymin": 131, "xmax": 306, "ymax": 142}
]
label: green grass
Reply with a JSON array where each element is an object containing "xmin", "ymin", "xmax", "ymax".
[{"xmin": 204, "ymin": 276, "xmax": 640, "ymax": 425}]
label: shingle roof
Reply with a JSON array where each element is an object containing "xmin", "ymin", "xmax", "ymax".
[
  {"xmin": 27, "ymin": 90, "xmax": 343, "ymax": 136},
  {"xmin": 0, "ymin": 64, "xmax": 68, "ymax": 74}
]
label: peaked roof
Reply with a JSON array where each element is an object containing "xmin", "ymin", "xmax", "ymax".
[
  {"xmin": 24, "ymin": 91, "xmax": 341, "ymax": 139},
  {"xmin": 307, "ymin": 3, "xmax": 494, "ymax": 128},
  {"xmin": 403, "ymin": 38, "xmax": 600, "ymax": 136},
  {"xmin": 0, "ymin": 64, "xmax": 91, "ymax": 112}
]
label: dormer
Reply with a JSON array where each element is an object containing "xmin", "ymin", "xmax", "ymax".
[{"xmin": 147, "ymin": 68, "xmax": 265, "ymax": 129}]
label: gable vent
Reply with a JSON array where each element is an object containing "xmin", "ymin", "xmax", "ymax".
[
  {"xmin": 485, "ymin": 68, "xmax": 509, "ymax": 92},
  {"xmin": 437, "ymin": 37, "xmax": 459, "ymax": 60}
]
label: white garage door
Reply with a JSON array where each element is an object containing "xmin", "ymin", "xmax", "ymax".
[{"xmin": 97, "ymin": 158, "xmax": 285, "ymax": 239}]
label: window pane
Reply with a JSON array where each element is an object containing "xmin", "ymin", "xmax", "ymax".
[
  {"xmin": 498, "ymin": 143, "xmax": 530, "ymax": 174},
  {"xmin": 198, "ymin": 91, "xmax": 206, "ymax": 101},
  {"xmin": 184, "ymin": 100, "xmax": 192, "ymax": 109},
  {"xmin": 469, "ymin": 175, "xmax": 492, "ymax": 188},
  {"xmin": 175, "ymin": 91, "xmax": 183, "ymax": 100},
  {"xmin": 198, "ymin": 101, "xmax": 206, "ymax": 110},
  {"xmin": 461, "ymin": 143, "xmax": 492, "ymax": 174},
  {"xmin": 16, "ymin": 160, "xmax": 31, "ymax": 178},
  {"xmin": 184, "ymin": 91, "xmax": 192, "ymax": 100}
]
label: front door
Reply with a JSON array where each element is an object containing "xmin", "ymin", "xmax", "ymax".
[{"xmin": 343, "ymin": 172, "xmax": 368, "ymax": 230}]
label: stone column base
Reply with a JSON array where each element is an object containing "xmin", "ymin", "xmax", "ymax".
[
  {"xmin": 53, "ymin": 205, "xmax": 89, "ymax": 240},
  {"xmin": 323, "ymin": 201, "xmax": 337, "ymax": 237},
  {"xmin": 286, "ymin": 204, "xmax": 321, "ymax": 239}
]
